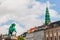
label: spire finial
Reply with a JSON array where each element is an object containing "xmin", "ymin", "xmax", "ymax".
[{"xmin": 46, "ymin": 1, "xmax": 48, "ymax": 8}]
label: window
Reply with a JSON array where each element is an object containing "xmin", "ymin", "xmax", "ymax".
[
  {"xmin": 53, "ymin": 24, "xmax": 57, "ymax": 27},
  {"xmin": 59, "ymin": 36, "xmax": 60, "ymax": 40},
  {"xmin": 54, "ymin": 36, "xmax": 56, "ymax": 40}
]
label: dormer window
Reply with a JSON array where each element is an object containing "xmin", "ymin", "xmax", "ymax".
[{"xmin": 53, "ymin": 24, "xmax": 58, "ymax": 27}]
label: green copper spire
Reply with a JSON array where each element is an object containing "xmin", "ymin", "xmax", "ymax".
[{"xmin": 45, "ymin": 6, "xmax": 51, "ymax": 26}]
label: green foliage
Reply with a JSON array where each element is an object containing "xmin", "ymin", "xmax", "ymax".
[{"xmin": 18, "ymin": 36, "xmax": 24, "ymax": 40}]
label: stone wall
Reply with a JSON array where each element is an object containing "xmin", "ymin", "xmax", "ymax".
[{"xmin": 25, "ymin": 30, "xmax": 44, "ymax": 40}]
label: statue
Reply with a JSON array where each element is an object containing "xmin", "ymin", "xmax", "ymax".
[{"xmin": 8, "ymin": 23, "xmax": 16, "ymax": 37}]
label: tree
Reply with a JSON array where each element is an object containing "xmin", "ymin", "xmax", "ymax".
[{"xmin": 18, "ymin": 36, "xmax": 24, "ymax": 40}]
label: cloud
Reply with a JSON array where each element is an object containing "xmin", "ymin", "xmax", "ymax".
[
  {"xmin": 15, "ymin": 24, "xmax": 26, "ymax": 36},
  {"xmin": 0, "ymin": 25, "xmax": 9, "ymax": 34},
  {"xmin": 49, "ymin": 9, "xmax": 58, "ymax": 18},
  {"xmin": 0, "ymin": 0, "xmax": 59, "ymax": 35}
]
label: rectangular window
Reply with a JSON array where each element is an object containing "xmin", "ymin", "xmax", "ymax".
[
  {"xmin": 59, "ymin": 36, "xmax": 60, "ymax": 40},
  {"xmin": 54, "ymin": 36, "xmax": 56, "ymax": 40}
]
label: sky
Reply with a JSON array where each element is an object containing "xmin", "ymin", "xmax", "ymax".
[{"xmin": 0, "ymin": 0, "xmax": 60, "ymax": 36}]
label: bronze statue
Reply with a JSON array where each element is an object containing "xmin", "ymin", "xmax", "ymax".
[{"xmin": 8, "ymin": 23, "xmax": 16, "ymax": 37}]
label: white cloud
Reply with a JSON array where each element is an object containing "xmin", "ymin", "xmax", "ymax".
[
  {"xmin": 0, "ymin": 0, "xmax": 59, "ymax": 35},
  {"xmin": 0, "ymin": 25, "xmax": 9, "ymax": 34},
  {"xmin": 15, "ymin": 24, "xmax": 26, "ymax": 36},
  {"xmin": 0, "ymin": 14, "xmax": 16, "ymax": 23},
  {"xmin": 49, "ymin": 9, "xmax": 58, "ymax": 18}
]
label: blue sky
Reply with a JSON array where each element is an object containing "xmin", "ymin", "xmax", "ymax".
[
  {"xmin": 36, "ymin": 0, "xmax": 60, "ymax": 21},
  {"xmin": 50, "ymin": 0, "xmax": 60, "ymax": 14},
  {"xmin": 0, "ymin": 0, "xmax": 60, "ymax": 35},
  {"xmin": 36, "ymin": 0, "xmax": 60, "ymax": 14},
  {"xmin": 49, "ymin": 0, "xmax": 60, "ymax": 21}
]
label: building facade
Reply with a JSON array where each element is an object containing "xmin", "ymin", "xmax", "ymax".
[
  {"xmin": 25, "ymin": 30, "xmax": 44, "ymax": 40},
  {"xmin": 44, "ymin": 21, "xmax": 60, "ymax": 40},
  {"xmin": 23, "ymin": 21, "xmax": 60, "ymax": 40}
]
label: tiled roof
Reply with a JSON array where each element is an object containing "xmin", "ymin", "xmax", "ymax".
[
  {"xmin": 29, "ymin": 21, "xmax": 60, "ymax": 33},
  {"xmin": 47, "ymin": 21, "xmax": 60, "ymax": 29},
  {"xmin": 27, "ymin": 27, "xmax": 37, "ymax": 33}
]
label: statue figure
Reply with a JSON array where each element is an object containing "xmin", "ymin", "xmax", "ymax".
[{"xmin": 8, "ymin": 23, "xmax": 16, "ymax": 37}]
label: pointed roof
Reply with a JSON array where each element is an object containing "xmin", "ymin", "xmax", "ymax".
[{"xmin": 45, "ymin": 5, "xmax": 51, "ymax": 26}]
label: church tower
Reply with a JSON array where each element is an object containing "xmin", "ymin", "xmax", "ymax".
[{"xmin": 45, "ymin": 5, "xmax": 51, "ymax": 26}]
